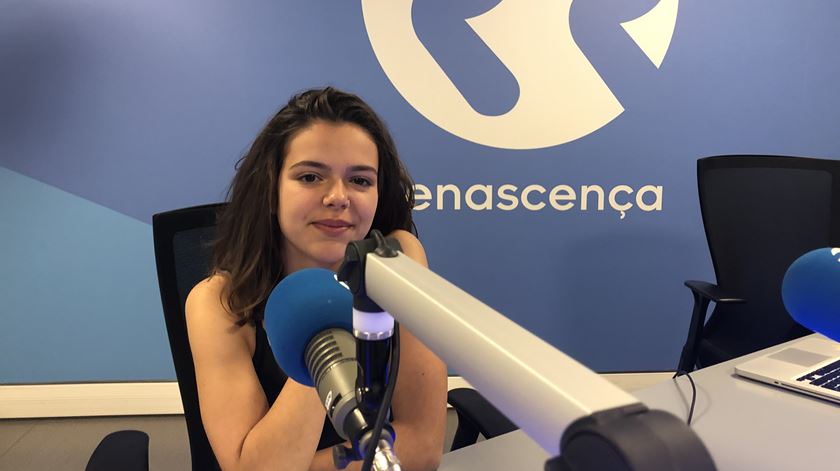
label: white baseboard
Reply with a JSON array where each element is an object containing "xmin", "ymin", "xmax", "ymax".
[
  {"xmin": 0, "ymin": 378, "xmax": 469, "ymax": 419},
  {"xmin": 0, "ymin": 373, "xmax": 671, "ymax": 419},
  {"xmin": 0, "ymin": 382, "xmax": 184, "ymax": 419}
]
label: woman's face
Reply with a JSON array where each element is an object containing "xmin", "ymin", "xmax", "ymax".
[{"xmin": 277, "ymin": 121, "xmax": 379, "ymax": 274}]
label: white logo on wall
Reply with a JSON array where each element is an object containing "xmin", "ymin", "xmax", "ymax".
[{"xmin": 362, "ymin": 0, "xmax": 679, "ymax": 149}]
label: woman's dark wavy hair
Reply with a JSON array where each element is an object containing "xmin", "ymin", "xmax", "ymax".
[{"xmin": 211, "ymin": 87, "xmax": 416, "ymax": 325}]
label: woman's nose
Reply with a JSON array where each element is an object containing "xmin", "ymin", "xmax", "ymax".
[{"xmin": 323, "ymin": 180, "xmax": 350, "ymax": 209}]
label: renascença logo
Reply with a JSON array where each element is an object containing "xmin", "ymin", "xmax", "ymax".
[{"xmin": 362, "ymin": 0, "xmax": 679, "ymax": 149}]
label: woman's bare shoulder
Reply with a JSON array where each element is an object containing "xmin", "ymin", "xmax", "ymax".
[
  {"xmin": 186, "ymin": 273, "xmax": 230, "ymax": 315},
  {"xmin": 387, "ymin": 230, "xmax": 428, "ymax": 267},
  {"xmin": 185, "ymin": 273, "xmax": 248, "ymax": 335}
]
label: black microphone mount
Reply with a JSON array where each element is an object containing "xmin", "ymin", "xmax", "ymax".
[{"xmin": 335, "ymin": 231, "xmax": 403, "ymax": 471}]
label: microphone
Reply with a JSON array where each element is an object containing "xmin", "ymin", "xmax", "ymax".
[
  {"xmin": 263, "ymin": 268, "xmax": 401, "ymax": 471},
  {"xmin": 782, "ymin": 247, "xmax": 840, "ymax": 342}
]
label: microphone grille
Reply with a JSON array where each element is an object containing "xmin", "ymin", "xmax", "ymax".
[{"xmin": 305, "ymin": 329, "xmax": 356, "ymax": 384}]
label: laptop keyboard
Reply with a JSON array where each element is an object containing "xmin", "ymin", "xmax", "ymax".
[{"xmin": 797, "ymin": 359, "xmax": 840, "ymax": 391}]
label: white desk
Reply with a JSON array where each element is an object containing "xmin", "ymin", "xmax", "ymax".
[{"xmin": 440, "ymin": 335, "xmax": 840, "ymax": 470}]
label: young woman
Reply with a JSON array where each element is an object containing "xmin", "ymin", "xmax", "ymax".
[{"xmin": 185, "ymin": 88, "xmax": 447, "ymax": 471}]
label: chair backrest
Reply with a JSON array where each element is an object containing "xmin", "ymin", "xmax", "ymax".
[
  {"xmin": 152, "ymin": 203, "xmax": 226, "ymax": 471},
  {"xmin": 696, "ymin": 155, "xmax": 840, "ymax": 366}
]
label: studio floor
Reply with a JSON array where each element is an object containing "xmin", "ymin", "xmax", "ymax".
[{"xmin": 1, "ymin": 415, "xmax": 190, "ymax": 470}]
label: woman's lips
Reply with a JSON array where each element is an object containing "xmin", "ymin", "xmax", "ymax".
[{"xmin": 312, "ymin": 220, "xmax": 353, "ymax": 235}]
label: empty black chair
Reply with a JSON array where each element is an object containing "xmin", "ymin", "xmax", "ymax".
[
  {"xmin": 153, "ymin": 203, "xmax": 225, "ymax": 470},
  {"xmin": 678, "ymin": 155, "xmax": 840, "ymax": 372}
]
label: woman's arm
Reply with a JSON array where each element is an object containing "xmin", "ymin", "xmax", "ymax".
[
  {"xmin": 386, "ymin": 326, "xmax": 449, "ymax": 470},
  {"xmin": 186, "ymin": 275, "xmax": 327, "ymax": 471}
]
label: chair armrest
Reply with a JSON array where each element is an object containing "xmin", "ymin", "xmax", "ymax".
[
  {"xmin": 677, "ymin": 281, "xmax": 746, "ymax": 373},
  {"xmin": 683, "ymin": 280, "xmax": 745, "ymax": 304},
  {"xmin": 447, "ymin": 388, "xmax": 518, "ymax": 451}
]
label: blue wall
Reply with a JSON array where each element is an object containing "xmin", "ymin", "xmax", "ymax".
[{"xmin": 2, "ymin": 0, "xmax": 839, "ymax": 383}]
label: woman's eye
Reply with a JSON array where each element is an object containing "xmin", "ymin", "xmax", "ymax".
[
  {"xmin": 351, "ymin": 177, "xmax": 374, "ymax": 187},
  {"xmin": 298, "ymin": 174, "xmax": 320, "ymax": 183}
]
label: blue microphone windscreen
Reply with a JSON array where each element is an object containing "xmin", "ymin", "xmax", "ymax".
[
  {"xmin": 782, "ymin": 247, "xmax": 840, "ymax": 343},
  {"xmin": 264, "ymin": 268, "xmax": 353, "ymax": 386}
]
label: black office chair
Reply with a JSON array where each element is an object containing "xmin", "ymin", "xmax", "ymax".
[
  {"xmin": 447, "ymin": 388, "xmax": 517, "ymax": 451},
  {"xmin": 678, "ymin": 155, "xmax": 840, "ymax": 372},
  {"xmin": 85, "ymin": 430, "xmax": 150, "ymax": 471},
  {"xmin": 152, "ymin": 203, "xmax": 518, "ymax": 466},
  {"xmin": 153, "ymin": 203, "xmax": 225, "ymax": 470}
]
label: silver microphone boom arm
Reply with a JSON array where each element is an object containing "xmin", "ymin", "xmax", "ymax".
[
  {"xmin": 346, "ymin": 232, "xmax": 715, "ymax": 470},
  {"xmin": 365, "ymin": 251, "xmax": 638, "ymax": 454}
]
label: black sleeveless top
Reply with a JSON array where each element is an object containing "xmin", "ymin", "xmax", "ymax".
[{"xmin": 252, "ymin": 320, "xmax": 345, "ymax": 450}]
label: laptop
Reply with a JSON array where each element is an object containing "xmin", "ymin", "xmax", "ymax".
[{"xmin": 734, "ymin": 335, "xmax": 840, "ymax": 404}]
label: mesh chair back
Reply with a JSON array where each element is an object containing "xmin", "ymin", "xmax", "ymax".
[
  {"xmin": 152, "ymin": 203, "xmax": 226, "ymax": 471},
  {"xmin": 696, "ymin": 156, "xmax": 840, "ymax": 366}
]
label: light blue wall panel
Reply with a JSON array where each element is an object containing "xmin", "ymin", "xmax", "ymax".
[{"xmin": 0, "ymin": 168, "xmax": 173, "ymax": 383}]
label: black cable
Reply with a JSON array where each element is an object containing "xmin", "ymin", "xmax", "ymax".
[
  {"xmin": 360, "ymin": 322, "xmax": 400, "ymax": 471},
  {"xmin": 672, "ymin": 369, "xmax": 697, "ymax": 425}
]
